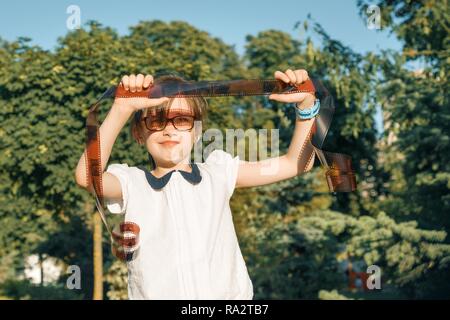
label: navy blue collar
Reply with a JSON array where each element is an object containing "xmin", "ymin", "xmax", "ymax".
[{"xmin": 138, "ymin": 163, "xmax": 202, "ymax": 190}]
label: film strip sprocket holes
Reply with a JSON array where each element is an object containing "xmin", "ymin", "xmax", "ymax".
[
  {"xmin": 85, "ymin": 78, "xmax": 357, "ymax": 261},
  {"xmin": 111, "ymin": 222, "xmax": 140, "ymax": 262}
]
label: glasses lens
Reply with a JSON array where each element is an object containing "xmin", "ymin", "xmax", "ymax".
[
  {"xmin": 173, "ymin": 116, "xmax": 194, "ymax": 130},
  {"xmin": 146, "ymin": 118, "xmax": 165, "ymax": 131}
]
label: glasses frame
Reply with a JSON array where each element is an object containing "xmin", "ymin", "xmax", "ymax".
[{"xmin": 142, "ymin": 115, "xmax": 196, "ymax": 132}]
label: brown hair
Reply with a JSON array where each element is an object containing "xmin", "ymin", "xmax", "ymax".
[{"xmin": 130, "ymin": 74, "xmax": 208, "ymax": 168}]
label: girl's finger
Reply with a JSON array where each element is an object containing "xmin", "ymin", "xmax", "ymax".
[
  {"xmin": 269, "ymin": 93, "xmax": 293, "ymax": 102},
  {"xmin": 143, "ymin": 75, "xmax": 153, "ymax": 88},
  {"xmin": 269, "ymin": 93, "xmax": 282, "ymax": 100},
  {"xmin": 274, "ymin": 70, "xmax": 290, "ymax": 83},
  {"xmin": 269, "ymin": 92, "xmax": 309, "ymax": 103},
  {"xmin": 129, "ymin": 74, "xmax": 136, "ymax": 92},
  {"xmin": 294, "ymin": 70, "xmax": 303, "ymax": 84},
  {"xmin": 121, "ymin": 75, "xmax": 130, "ymax": 90},
  {"xmin": 295, "ymin": 69, "xmax": 308, "ymax": 84},
  {"xmin": 285, "ymin": 69, "xmax": 297, "ymax": 84},
  {"xmin": 303, "ymin": 69, "xmax": 309, "ymax": 81},
  {"xmin": 136, "ymin": 74, "xmax": 144, "ymax": 92}
]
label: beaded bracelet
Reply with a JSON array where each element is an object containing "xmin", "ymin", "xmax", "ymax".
[{"xmin": 295, "ymin": 99, "xmax": 320, "ymax": 120}]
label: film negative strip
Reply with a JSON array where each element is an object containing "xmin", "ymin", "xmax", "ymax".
[{"xmin": 85, "ymin": 78, "xmax": 357, "ymax": 261}]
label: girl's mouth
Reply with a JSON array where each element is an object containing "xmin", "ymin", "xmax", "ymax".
[{"xmin": 160, "ymin": 141, "xmax": 180, "ymax": 147}]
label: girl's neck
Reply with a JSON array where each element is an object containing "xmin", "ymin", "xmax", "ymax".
[{"xmin": 151, "ymin": 162, "xmax": 192, "ymax": 178}]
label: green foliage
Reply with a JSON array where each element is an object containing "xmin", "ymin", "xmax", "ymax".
[
  {"xmin": 104, "ymin": 260, "xmax": 127, "ymax": 300},
  {"xmin": 357, "ymin": 0, "xmax": 449, "ymax": 64},
  {"xmin": 357, "ymin": 0, "xmax": 450, "ymax": 297},
  {"xmin": 319, "ymin": 289, "xmax": 352, "ymax": 300},
  {"xmin": 0, "ymin": 279, "xmax": 83, "ymax": 300}
]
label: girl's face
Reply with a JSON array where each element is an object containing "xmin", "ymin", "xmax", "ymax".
[{"xmin": 141, "ymin": 98, "xmax": 198, "ymax": 167}]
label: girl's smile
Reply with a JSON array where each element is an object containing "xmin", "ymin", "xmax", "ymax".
[{"xmin": 159, "ymin": 140, "xmax": 180, "ymax": 147}]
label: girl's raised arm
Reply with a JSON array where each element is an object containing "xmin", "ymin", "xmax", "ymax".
[
  {"xmin": 236, "ymin": 69, "xmax": 316, "ymax": 188},
  {"xmin": 74, "ymin": 74, "xmax": 168, "ymax": 199}
]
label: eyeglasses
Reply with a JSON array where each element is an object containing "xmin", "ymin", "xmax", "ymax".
[{"xmin": 142, "ymin": 115, "xmax": 195, "ymax": 131}]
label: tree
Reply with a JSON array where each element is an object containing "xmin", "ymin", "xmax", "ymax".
[{"xmin": 357, "ymin": 0, "xmax": 450, "ymax": 297}]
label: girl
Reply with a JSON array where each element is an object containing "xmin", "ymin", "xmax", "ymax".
[{"xmin": 75, "ymin": 69, "xmax": 317, "ymax": 299}]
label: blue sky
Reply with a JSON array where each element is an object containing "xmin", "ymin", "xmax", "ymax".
[
  {"xmin": 2, "ymin": 0, "xmax": 400, "ymax": 134},
  {"xmin": 1, "ymin": 0, "xmax": 400, "ymax": 55}
]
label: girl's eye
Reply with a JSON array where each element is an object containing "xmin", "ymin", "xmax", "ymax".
[
  {"xmin": 149, "ymin": 120, "xmax": 164, "ymax": 129},
  {"xmin": 175, "ymin": 116, "xmax": 193, "ymax": 123},
  {"xmin": 173, "ymin": 116, "xmax": 194, "ymax": 129},
  {"xmin": 176, "ymin": 116, "xmax": 192, "ymax": 123}
]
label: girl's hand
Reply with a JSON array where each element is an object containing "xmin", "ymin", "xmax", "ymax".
[
  {"xmin": 268, "ymin": 69, "xmax": 316, "ymax": 110},
  {"xmin": 114, "ymin": 74, "xmax": 169, "ymax": 112}
]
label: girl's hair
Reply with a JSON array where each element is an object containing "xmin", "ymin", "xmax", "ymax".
[{"xmin": 130, "ymin": 73, "xmax": 208, "ymax": 169}]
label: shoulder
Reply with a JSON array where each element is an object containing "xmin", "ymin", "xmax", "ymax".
[
  {"xmin": 106, "ymin": 163, "xmax": 146, "ymax": 182},
  {"xmin": 199, "ymin": 149, "xmax": 241, "ymax": 198},
  {"xmin": 203, "ymin": 149, "xmax": 239, "ymax": 166},
  {"xmin": 107, "ymin": 163, "xmax": 130, "ymax": 173}
]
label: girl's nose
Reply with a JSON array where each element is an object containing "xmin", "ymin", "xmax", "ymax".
[{"xmin": 163, "ymin": 120, "xmax": 177, "ymax": 134}]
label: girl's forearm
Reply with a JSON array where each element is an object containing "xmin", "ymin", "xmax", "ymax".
[
  {"xmin": 284, "ymin": 111, "xmax": 316, "ymax": 174},
  {"xmin": 97, "ymin": 103, "xmax": 134, "ymax": 170},
  {"xmin": 75, "ymin": 103, "xmax": 133, "ymax": 187}
]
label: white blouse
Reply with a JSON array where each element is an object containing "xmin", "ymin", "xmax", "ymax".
[{"xmin": 105, "ymin": 149, "xmax": 254, "ymax": 300}]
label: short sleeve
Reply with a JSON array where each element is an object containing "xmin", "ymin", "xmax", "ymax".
[
  {"xmin": 105, "ymin": 163, "xmax": 131, "ymax": 214},
  {"xmin": 205, "ymin": 149, "xmax": 240, "ymax": 198}
]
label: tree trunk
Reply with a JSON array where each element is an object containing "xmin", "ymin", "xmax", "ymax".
[
  {"xmin": 92, "ymin": 212, "xmax": 103, "ymax": 300},
  {"xmin": 39, "ymin": 253, "xmax": 44, "ymax": 286}
]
